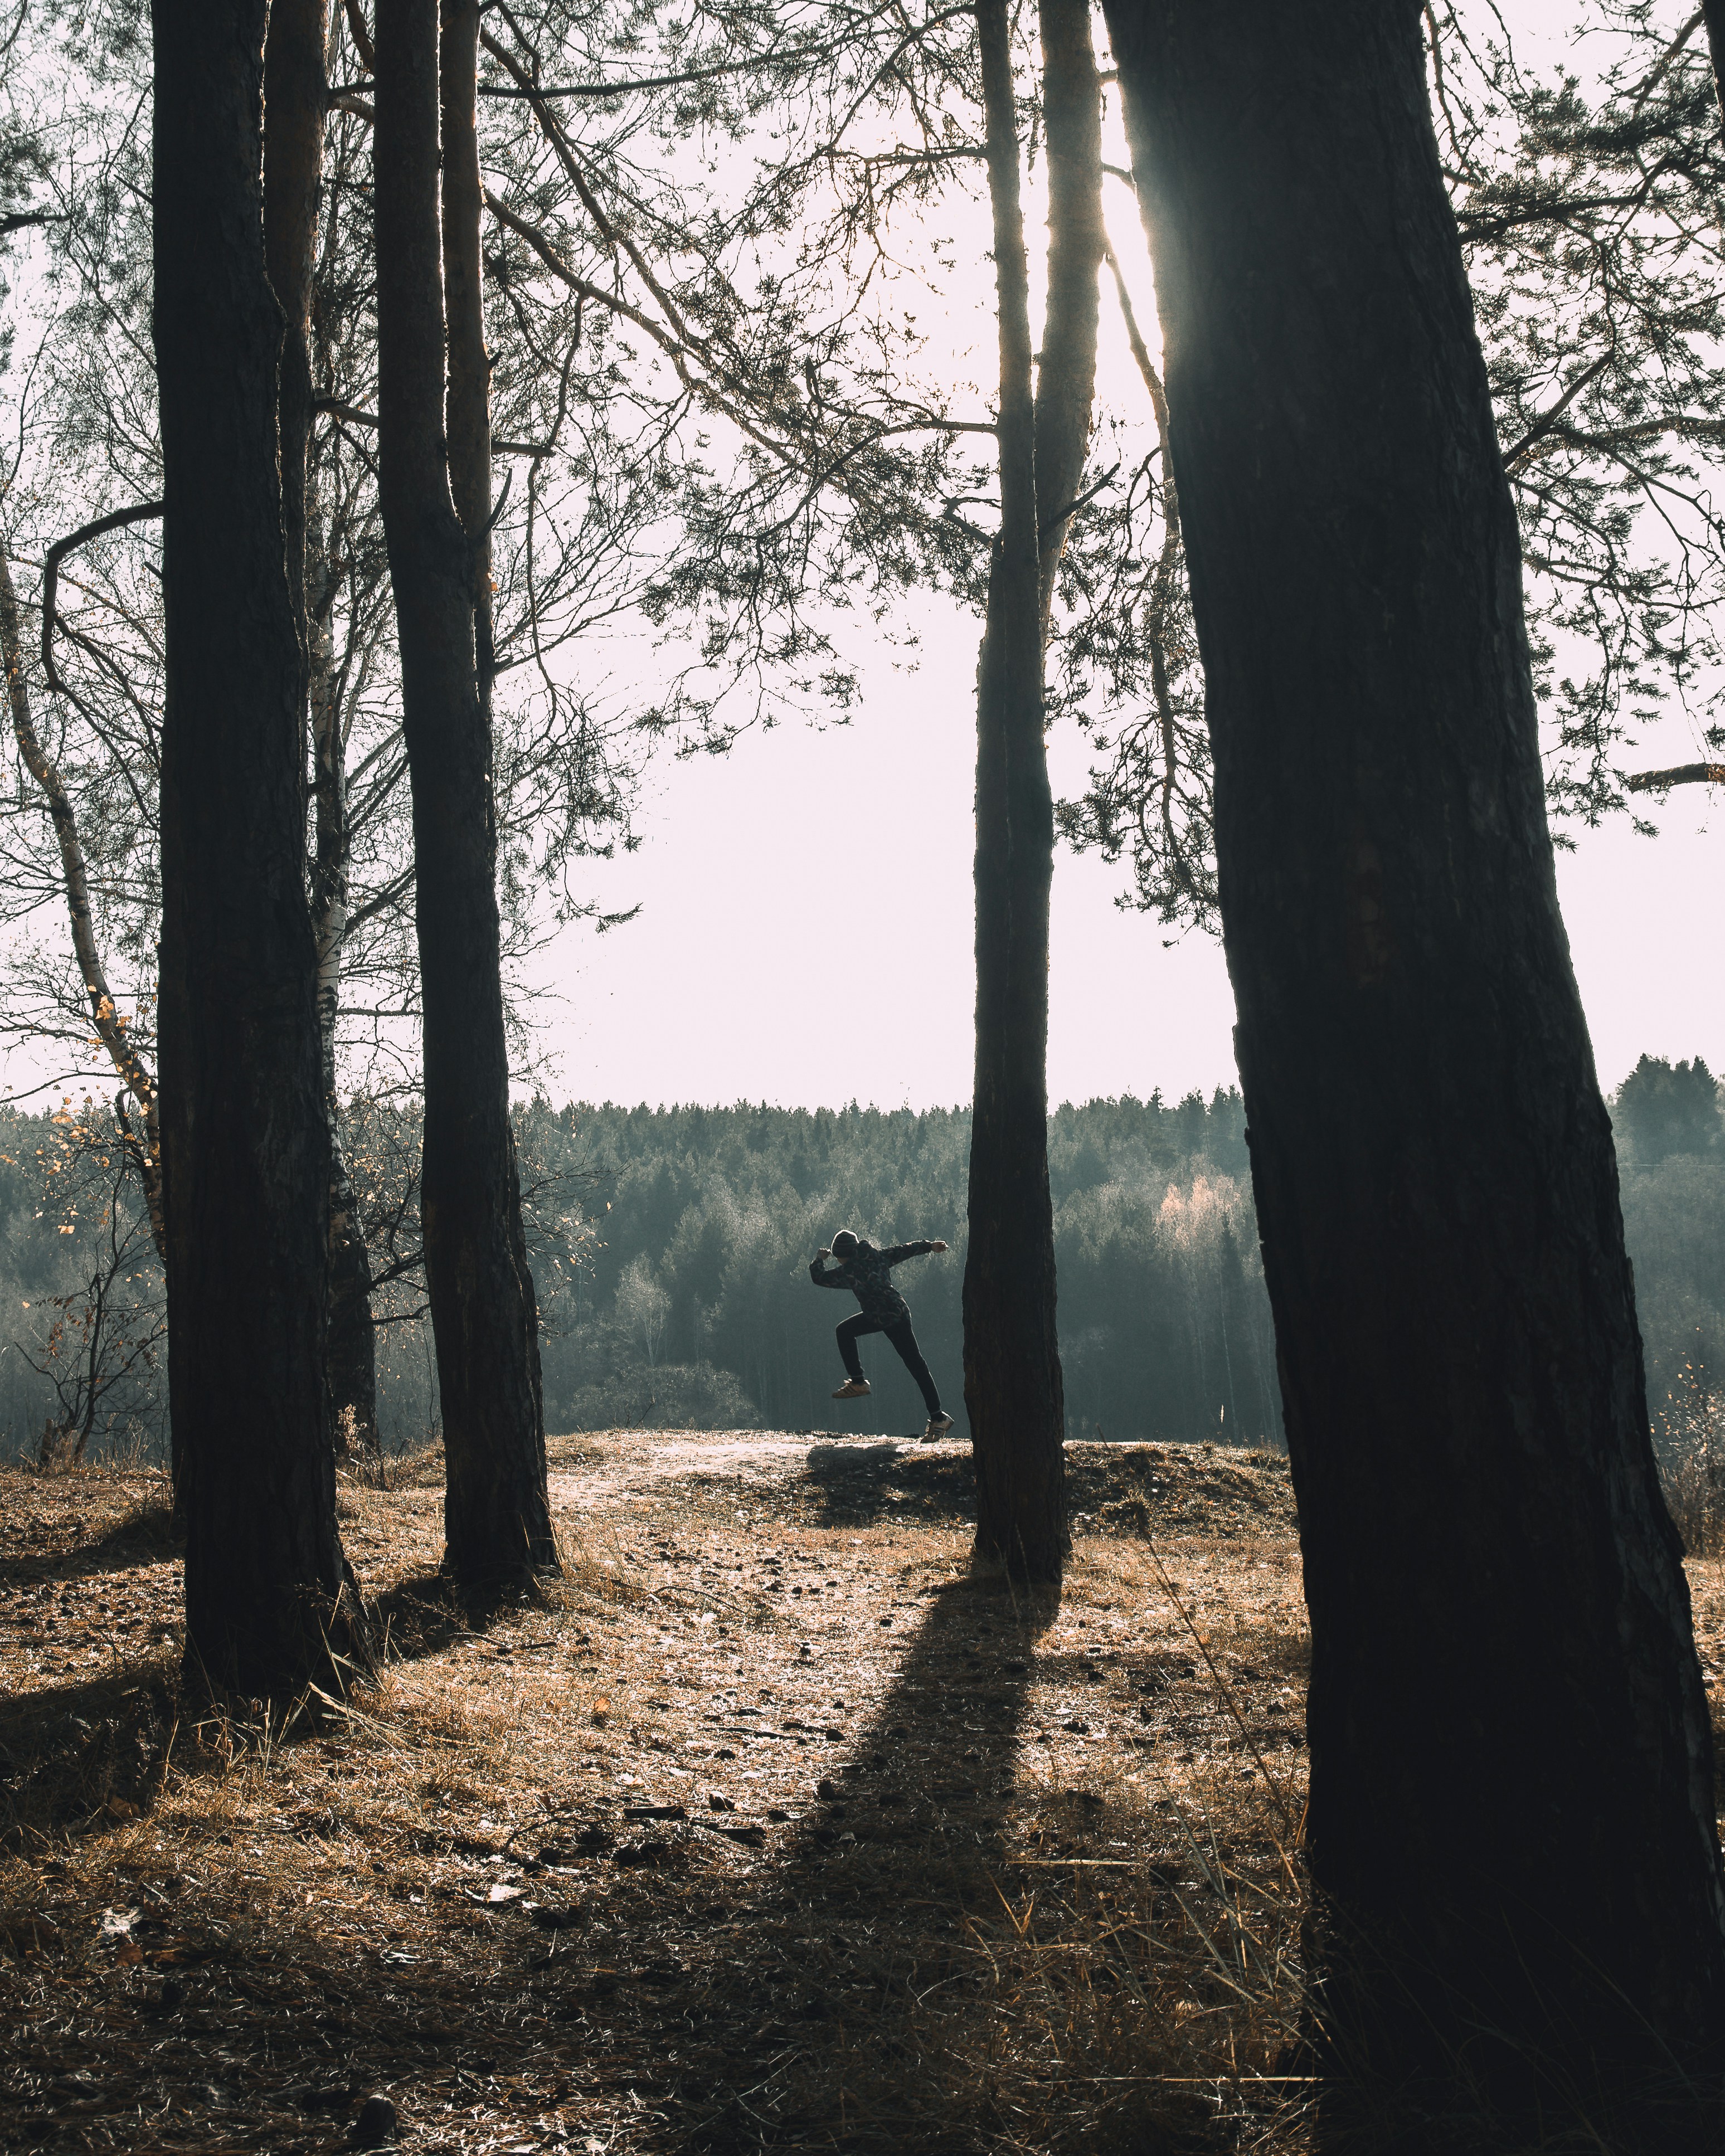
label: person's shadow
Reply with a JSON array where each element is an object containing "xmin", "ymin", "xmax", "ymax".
[{"xmin": 800, "ymin": 1439, "xmax": 978, "ymax": 1530}]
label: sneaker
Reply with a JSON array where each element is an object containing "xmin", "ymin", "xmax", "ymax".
[
  {"xmin": 922, "ymin": 1412, "xmax": 955, "ymax": 1441},
  {"xmin": 832, "ymin": 1377, "xmax": 871, "ymax": 1399}
]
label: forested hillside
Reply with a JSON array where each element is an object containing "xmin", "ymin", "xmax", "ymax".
[
  {"xmin": 537, "ymin": 1088, "xmax": 1277, "ymax": 1446},
  {"xmin": 6, "ymin": 1058, "xmax": 1718, "ymax": 1461}
]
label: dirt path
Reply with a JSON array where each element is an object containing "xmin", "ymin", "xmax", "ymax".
[
  {"xmin": 2, "ymin": 1432, "xmax": 1311, "ymax": 2154},
  {"xmin": 546, "ymin": 1428, "xmax": 820, "ymax": 1510}
]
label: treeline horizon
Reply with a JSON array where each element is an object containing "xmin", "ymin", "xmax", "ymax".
[{"xmin": 6, "ymin": 1053, "xmax": 1718, "ymax": 1465}]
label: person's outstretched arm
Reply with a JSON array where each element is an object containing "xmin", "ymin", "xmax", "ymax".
[{"xmin": 879, "ymin": 1238, "xmax": 950, "ymax": 1268}]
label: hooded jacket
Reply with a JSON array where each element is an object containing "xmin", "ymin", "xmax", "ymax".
[{"xmin": 808, "ymin": 1239, "xmax": 937, "ymax": 1325}]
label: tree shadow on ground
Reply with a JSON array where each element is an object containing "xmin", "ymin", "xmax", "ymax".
[
  {"xmin": 366, "ymin": 1570, "xmax": 477, "ymax": 1664},
  {"xmin": 6, "ymin": 1571, "xmax": 1074, "ymax": 2148},
  {"xmin": 665, "ymin": 1568, "xmax": 1054, "ymax": 2147},
  {"xmin": 521, "ymin": 1549, "xmax": 1235, "ymax": 2153},
  {"xmin": 5, "ymin": 1456, "xmax": 1292, "ymax": 2155},
  {"xmin": 0, "ymin": 1663, "xmax": 175, "ymax": 1845},
  {"xmin": 508, "ymin": 1564, "xmax": 1115, "ymax": 2152},
  {"xmin": 0, "ymin": 1493, "xmax": 179, "ymax": 1588}
]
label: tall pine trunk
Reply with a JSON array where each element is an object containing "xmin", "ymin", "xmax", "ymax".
[
  {"xmin": 374, "ymin": 0, "xmax": 553, "ymax": 1588},
  {"xmin": 153, "ymin": 0, "xmax": 358, "ymax": 1695},
  {"xmin": 1105, "ymin": 1, "xmax": 1725, "ymax": 2139},
  {"xmin": 965, "ymin": 0, "xmax": 1100, "ymax": 1580}
]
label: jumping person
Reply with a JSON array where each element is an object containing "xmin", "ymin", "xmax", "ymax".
[{"xmin": 810, "ymin": 1229, "xmax": 955, "ymax": 1442}]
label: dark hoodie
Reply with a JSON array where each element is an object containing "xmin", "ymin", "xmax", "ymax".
[{"xmin": 808, "ymin": 1239, "xmax": 937, "ymax": 1325}]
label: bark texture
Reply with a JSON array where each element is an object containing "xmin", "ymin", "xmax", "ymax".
[
  {"xmin": 440, "ymin": 0, "xmax": 494, "ymax": 705},
  {"xmin": 1105, "ymin": 0, "xmax": 1725, "ymax": 2139},
  {"xmin": 1626, "ymin": 760, "xmax": 1725, "ymax": 792},
  {"xmin": 963, "ymin": 0, "xmax": 1068, "ymax": 1581},
  {"xmin": 153, "ymin": 0, "xmax": 358, "ymax": 1695},
  {"xmin": 375, "ymin": 0, "xmax": 553, "ymax": 1586}
]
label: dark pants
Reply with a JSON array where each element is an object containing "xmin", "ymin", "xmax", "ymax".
[{"xmin": 837, "ymin": 1312, "xmax": 943, "ymax": 1417}]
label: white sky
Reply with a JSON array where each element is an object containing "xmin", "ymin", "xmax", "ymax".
[{"xmin": 532, "ymin": 597, "xmax": 1722, "ymax": 1111}]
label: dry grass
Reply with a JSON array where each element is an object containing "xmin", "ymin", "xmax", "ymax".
[
  {"xmin": 0, "ymin": 1432, "xmax": 1319, "ymax": 2153},
  {"xmin": 1659, "ymin": 1359, "xmax": 1725, "ymax": 1560}
]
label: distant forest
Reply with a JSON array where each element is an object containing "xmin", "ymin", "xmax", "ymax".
[{"xmin": 3, "ymin": 1054, "xmax": 1720, "ymax": 1461}]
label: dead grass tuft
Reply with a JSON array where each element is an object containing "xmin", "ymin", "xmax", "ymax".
[{"xmin": 550, "ymin": 1506, "xmax": 648, "ymax": 1612}]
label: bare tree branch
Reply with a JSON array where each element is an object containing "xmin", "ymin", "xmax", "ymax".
[
  {"xmin": 1625, "ymin": 761, "xmax": 1725, "ymax": 791},
  {"xmin": 0, "ymin": 539, "xmax": 164, "ymax": 1253},
  {"xmin": 41, "ymin": 498, "xmax": 164, "ymax": 705}
]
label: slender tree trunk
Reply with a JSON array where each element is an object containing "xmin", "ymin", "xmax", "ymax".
[
  {"xmin": 324, "ymin": 1124, "xmax": 380, "ymax": 1456},
  {"xmin": 440, "ymin": 0, "xmax": 493, "ymax": 707},
  {"xmin": 1032, "ymin": 0, "xmax": 1103, "ymax": 620},
  {"xmin": 265, "ymin": 0, "xmax": 380, "ymax": 1459},
  {"xmin": 262, "ymin": 0, "xmax": 327, "ymax": 641},
  {"xmin": 308, "ymin": 529, "xmax": 381, "ymax": 1456},
  {"xmin": 374, "ymin": 0, "xmax": 553, "ymax": 1587},
  {"xmin": 152, "ymin": 0, "xmax": 359, "ymax": 1695},
  {"xmin": 965, "ymin": 0, "xmax": 1100, "ymax": 1580},
  {"xmin": 1106, "ymin": 2, "xmax": 1725, "ymax": 2140}
]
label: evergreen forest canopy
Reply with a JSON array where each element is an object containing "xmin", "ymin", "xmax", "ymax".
[{"xmin": 6, "ymin": 1056, "xmax": 1719, "ymax": 1465}]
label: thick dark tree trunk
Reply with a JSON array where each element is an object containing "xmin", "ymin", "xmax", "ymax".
[
  {"xmin": 375, "ymin": 0, "xmax": 553, "ymax": 1587},
  {"xmin": 964, "ymin": 0, "xmax": 1101, "ymax": 1581},
  {"xmin": 153, "ymin": 0, "xmax": 359, "ymax": 1695},
  {"xmin": 1106, "ymin": 2, "xmax": 1725, "ymax": 2142}
]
